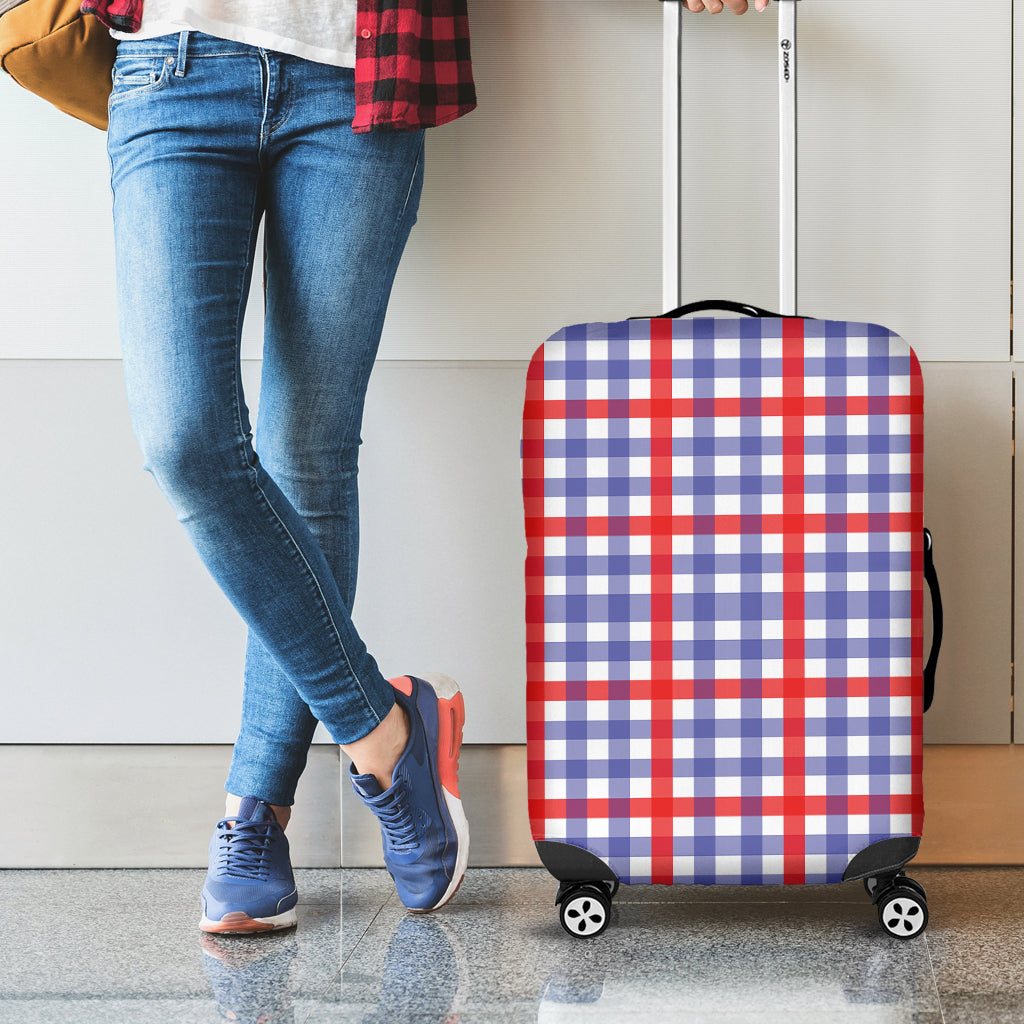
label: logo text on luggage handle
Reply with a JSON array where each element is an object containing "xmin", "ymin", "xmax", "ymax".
[{"xmin": 781, "ymin": 38, "xmax": 792, "ymax": 82}]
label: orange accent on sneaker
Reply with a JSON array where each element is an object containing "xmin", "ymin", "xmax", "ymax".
[
  {"xmin": 436, "ymin": 690, "xmax": 465, "ymax": 799},
  {"xmin": 200, "ymin": 912, "xmax": 276, "ymax": 934},
  {"xmin": 390, "ymin": 675, "xmax": 414, "ymax": 697}
]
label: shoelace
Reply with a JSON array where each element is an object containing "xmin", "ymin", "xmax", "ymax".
[
  {"xmin": 372, "ymin": 782, "xmax": 421, "ymax": 854},
  {"xmin": 215, "ymin": 818, "xmax": 274, "ymax": 880}
]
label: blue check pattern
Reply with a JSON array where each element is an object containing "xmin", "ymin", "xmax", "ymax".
[{"xmin": 523, "ymin": 315, "xmax": 925, "ymax": 886}]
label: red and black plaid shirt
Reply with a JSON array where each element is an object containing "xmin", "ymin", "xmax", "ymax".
[{"xmin": 79, "ymin": 0, "xmax": 476, "ymax": 133}]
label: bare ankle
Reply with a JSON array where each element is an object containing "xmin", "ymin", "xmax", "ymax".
[{"xmin": 341, "ymin": 701, "xmax": 411, "ymax": 791}]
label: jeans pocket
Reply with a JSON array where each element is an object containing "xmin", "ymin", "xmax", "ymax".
[{"xmin": 109, "ymin": 55, "xmax": 173, "ymax": 104}]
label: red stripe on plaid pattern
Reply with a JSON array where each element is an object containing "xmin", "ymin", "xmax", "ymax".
[
  {"xmin": 650, "ymin": 319, "xmax": 676, "ymax": 884},
  {"xmin": 781, "ymin": 319, "xmax": 808, "ymax": 885}
]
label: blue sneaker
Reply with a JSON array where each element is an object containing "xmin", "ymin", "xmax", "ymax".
[
  {"xmin": 350, "ymin": 673, "xmax": 469, "ymax": 912},
  {"xmin": 199, "ymin": 796, "xmax": 298, "ymax": 934}
]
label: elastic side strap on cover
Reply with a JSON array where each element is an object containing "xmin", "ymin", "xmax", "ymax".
[{"xmin": 923, "ymin": 528, "xmax": 942, "ymax": 713}]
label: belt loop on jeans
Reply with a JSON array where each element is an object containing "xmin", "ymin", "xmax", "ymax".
[{"xmin": 174, "ymin": 30, "xmax": 189, "ymax": 77}]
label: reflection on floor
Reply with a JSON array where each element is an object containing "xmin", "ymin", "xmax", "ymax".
[{"xmin": 0, "ymin": 867, "xmax": 1021, "ymax": 1023}]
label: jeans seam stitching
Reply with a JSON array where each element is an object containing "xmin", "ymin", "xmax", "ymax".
[
  {"xmin": 108, "ymin": 59, "xmax": 172, "ymax": 104},
  {"xmin": 232, "ymin": 178, "xmax": 385, "ymax": 734},
  {"xmin": 325, "ymin": 136, "xmax": 423, "ymax": 458},
  {"xmin": 243, "ymin": 448, "xmax": 385, "ymax": 731}
]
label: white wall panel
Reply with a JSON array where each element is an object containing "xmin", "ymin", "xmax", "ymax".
[
  {"xmin": 0, "ymin": 1, "xmax": 1015, "ymax": 752},
  {"xmin": 0, "ymin": 361, "xmax": 249, "ymax": 742},
  {"xmin": 676, "ymin": 2, "xmax": 1009, "ymax": 362},
  {"xmin": 0, "ymin": 86, "xmax": 121, "ymax": 359},
  {"xmin": 4, "ymin": 356, "xmax": 1006, "ymax": 746},
  {"xmin": 922, "ymin": 363, "xmax": 1012, "ymax": 744},
  {"xmin": 0, "ymin": 745, "xmax": 341, "ymax": 868},
  {"xmin": 0, "ymin": 0, "xmax": 664, "ymax": 362},
  {"xmin": 355, "ymin": 362, "xmax": 528, "ymax": 741},
  {"xmin": 378, "ymin": 0, "xmax": 663, "ymax": 359},
  {"xmin": 0, "ymin": 0, "xmax": 664, "ymax": 744},
  {"xmin": 1014, "ymin": 0, "xmax": 1024, "ymax": 744},
  {"xmin": 0, "ymin": 360, "xmax": 529, "ymax": 744},
  {"xmin": 0, "ymin": 76, "xmax": 266, "ymax": 360}
]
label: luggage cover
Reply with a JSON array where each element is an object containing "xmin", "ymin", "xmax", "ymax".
[{"xmin": 522, "ymin": 315, "xmax": 925, "ymax": 886}]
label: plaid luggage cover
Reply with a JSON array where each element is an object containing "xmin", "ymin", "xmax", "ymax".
[{"xmin": 522, "ymin": 314, "xmax": 925, "ymax": 887}]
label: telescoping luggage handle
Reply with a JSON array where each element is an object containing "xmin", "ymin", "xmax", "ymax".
[{"xmin": 660, "ymin": 0, "xmax": 800, "ymax": 317}]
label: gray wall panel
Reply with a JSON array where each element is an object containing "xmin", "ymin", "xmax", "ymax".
[
  {"xmin": 0, "ymin": 87, "xmax": 119, "ymax": 359},
  {"xmin": 0, "ymin": 360, "xmax": 529, "ymax": 744},
  {"xmin": 0, "ymin": 360, "xmax": 250, "ymax": 743},
  {"xmin": 0, "ymin": 744, "xmax": 544, "ymax": 869},
  {"xmin": 378, "ymin": 0, "xmax": 663, "ymax": 360},
  {"xmin": 1013, "ymin": 0, "xmax": 1024, "ymax": 744},
  {"xmin": 355, "ymin": 362, "xmax": 529, "ymax": 743},
  {"xmin": 676, "ymin": 3, "xmax": 1009, "ymax": 362},
  {"xmin": 922, "ymin": 363, "xmax": 1012, "ymax": 743},
  {"xmin": 0, "ymin": 1, "xmax": 1014, "ymax": 755},
  {"xmin": 0, "ymin": 0, "xmax": 664, "ymax": 362},
  {"xmin": 0, "ymin": 745, "xmax": 341, "ymax": 868}
]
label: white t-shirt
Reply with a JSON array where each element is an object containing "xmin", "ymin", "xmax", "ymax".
[{"xmin": 109, "ymin": 1, "xmax": 357, "ymax": 69}]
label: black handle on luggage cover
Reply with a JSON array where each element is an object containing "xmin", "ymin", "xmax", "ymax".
[
  {"xmin": 663, "ymin": 300, "xmax": 785, "ymax": 318},
  {"xmin": 923, "ymin": 528, "xmax": 942, "ymax": 714},
  {"xmin": 629, "ymin": 300, "xmax": 811, "ymax": 320}
]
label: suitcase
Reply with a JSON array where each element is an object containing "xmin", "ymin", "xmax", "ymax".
[{"xmin": 521, "ymin": 1, "xmax": 943, "ymax": 940}]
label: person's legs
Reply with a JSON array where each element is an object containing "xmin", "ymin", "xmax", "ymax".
[
  {"xmin": 107, "ymin": 31, "xmax": 466, "ymax": 928},
  {"xmin": 108, "ymin": 32, "xmax": 398, "ymax": 778},
  {"xmin": 225, "ymin": 50, "xmax": 425, "ymax": 808}
]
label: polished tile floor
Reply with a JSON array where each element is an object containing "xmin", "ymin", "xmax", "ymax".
[{"xmin": 0, "ymin": 867, "xmax": 1021, "ymax": 1023}]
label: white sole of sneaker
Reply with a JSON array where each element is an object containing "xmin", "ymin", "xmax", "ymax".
[
  {"xmin": 418, "ymin": 672, "xmax": 471, "ymax": 912},
  {"xmin": 199, "ymin": 907, "xmax": 298, "ymax": 934},
  {"xmin": 434, "ymin": 787, "xmax": 470, "ymax": 909}
]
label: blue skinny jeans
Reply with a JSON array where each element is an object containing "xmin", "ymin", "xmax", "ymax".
[{"xmin": 107, "ymin": 30, "xmax": 424, "ymax": 805}]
